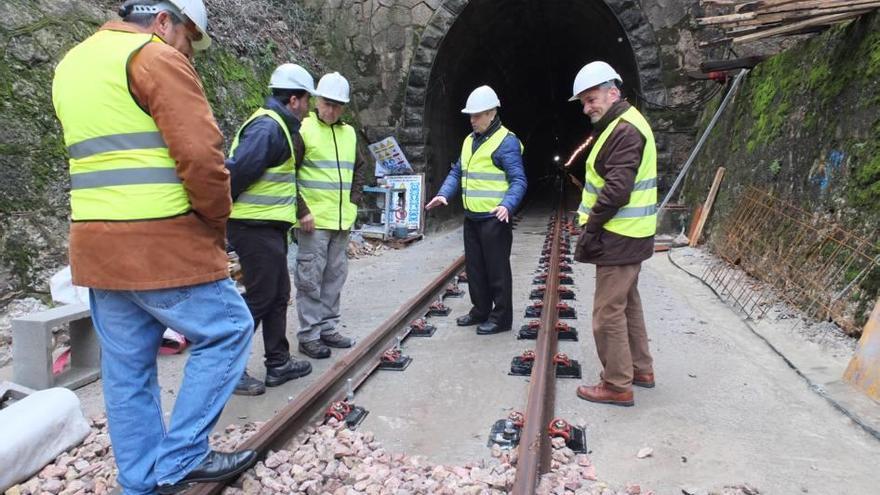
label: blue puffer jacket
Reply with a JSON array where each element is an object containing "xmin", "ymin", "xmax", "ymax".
[{"xmin": 437, "ymin": 117, "xmax": 527, "ymax": 220}]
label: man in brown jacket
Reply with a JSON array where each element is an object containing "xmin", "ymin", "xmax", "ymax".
[
  {"xmin": 52, "ymin": 1, "xmax": 256, "ymax": 493},
  {"xmin": 567, "ymin": 61, "xmax": 658, "ymax": 407}
]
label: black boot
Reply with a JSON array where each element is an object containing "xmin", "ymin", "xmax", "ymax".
[
  {"xmin": 233, "ymin": 370, "xmax": 265, "ymax": 396},
  {"xmin": 265, "ymin": 358, "xmax": 312, "ymax": 387},
  {"xmin": 455, "ymin": 314, "xmax": 485, "ymax": 326},
  {"xmin": 156, "ymin": 450, "xmax": 257, "ymax": 494},
  {"xmin": 299, "ymin": 339, "xmax": 331, "ymax": 359},
  {"xmin": 320, "ymin": 332, "xmax": 354, "ymax": 348},
  {"xmin": 476, "ymin": 321, "xmax": 511, "ymax": 335}
]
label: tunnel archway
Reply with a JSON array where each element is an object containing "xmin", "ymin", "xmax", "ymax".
[{"xmin": 401, "ymin": 0, "xmax": 663, "ymax": 217}]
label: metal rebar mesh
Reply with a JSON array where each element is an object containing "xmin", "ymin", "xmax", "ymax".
[{"xmin": 700, "ymin": 187, "xmax": 880, "ymax": 333}]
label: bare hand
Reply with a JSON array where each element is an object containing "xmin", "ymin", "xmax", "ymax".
[
  {"xmin": 490, "ymin": 205, "xmax": 510, "ymax": 223},
  {"xmin": 298, "ymin": 214, "xmax": 315, "ymax": 233},
  {"xmin": 425, "ymin": 196, "xmax": 448, "ymax": 210}
]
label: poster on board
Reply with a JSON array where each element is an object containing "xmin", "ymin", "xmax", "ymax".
[
  {"xmin": 384, "ymin": 174, "xmax": 424, "ymax": 232},
  {"xmin": 368, "ymin": 136, "xmax": 413, "ymax": 176}
]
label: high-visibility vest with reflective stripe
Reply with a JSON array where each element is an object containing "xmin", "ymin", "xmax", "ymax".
[
  {"xmin": 297, "ymin": 112, "xmax": 357, "ymax": 230},
  {"xmin": 228, "ymin": 108, "xmax": 297, "ymax": 222},
  {"xmin": 460, "ymin": 126, "xmax": 520, "ymax": 213},
  {"xmin": 578, "ymin": 106, "xmax": 657, "ymax": 237},
  {"xmin": 52, "ymin": 30, "xmax": 190, "ymax": 221}
]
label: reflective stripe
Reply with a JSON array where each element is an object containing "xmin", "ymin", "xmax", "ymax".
[
  {"xmin": 585, "ymin": 177, "xmax": 655, "ymax": 196},
  {"xmin": 463, "ymin": 171, "xmax": 506, "ymax": 181},
  {"xmin": 462, "ymin": 189, "xmax": 506, "ymax": 199},
  {"xmin": 578, "ymin": 204, "xmax": 656, "ymax": 218},
  {"xmin": 298, "ymin": 179, "xmax": 352, "ymax": 190},
  {"xmin": 70, "ymin": 167, "xmax": 180, "ymax": 189},
  {"xmin": 584, "ymin": 182, "xmax": 600, "ymax": 195},
  {"xmin": 632, "ymin": 177, "xmax": 657, "ymax": 191},
  {"xmin": 68, "ymin": 131, "xmax": 166, "ymax": 159},
  {"xmin": 614, "ymin": 204, "xmax": 657, "ymax": 218},
  {"xmin": 236, "ymin": 193, "xmax": 295, "ymax": 206},
  {"xmin": 263, "ymin": 172, "xmax": 296, "ymax": 183},
  {"xmin": 302, "ymin": 159, "xmax": 355, "ymax": 171}
]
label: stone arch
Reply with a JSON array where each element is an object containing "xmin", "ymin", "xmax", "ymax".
[{"xmin": 399, "ymin": 0, "xmax": 663, "ymax": 207}]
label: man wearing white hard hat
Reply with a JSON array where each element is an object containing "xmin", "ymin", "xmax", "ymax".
[
  {"xmin": 567, "ymin": 61, "xmax": 657, "ymax": 407},
  {"xmin": 426, "ymin": 85, "xmax": 527, "ymax": 335},
  {"xmin": 294, "ymin": 72, "xmax": 368, "ymax": 359},
  {"xmin": 226, "ymin": 63, "xmax": 317, "ymax": 396},
  {"xmin": 51, "ymin": 1, "xmax": 256, "ymax": 493}
]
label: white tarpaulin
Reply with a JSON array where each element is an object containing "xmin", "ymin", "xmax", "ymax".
[{"xmin": 0, "ymin": 388, "xmax": 91, "ymax": 491}]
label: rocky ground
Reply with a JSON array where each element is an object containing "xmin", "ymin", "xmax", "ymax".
[{"xmin": 10, "ymin": 414, "xmax": 763, "ymax": 495}]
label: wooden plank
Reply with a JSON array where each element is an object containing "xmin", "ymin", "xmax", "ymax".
[
  {"xmin": 699, "ymin": 1, "xmax": 880, "ymax": 26},
  {"xmin": 689, "ymin": 167, "xmax": 725, "ymax": 247},
  {"xmin": 844, "ymin": 299, "xmax": 880, "ymax": 401},
  {"xmin": 732, "ymin": 10, "xmax": 870, "ymax": 43},
  {"xmin": 687, "ymin": 203, "xmax": 704, "ymax": 243}
]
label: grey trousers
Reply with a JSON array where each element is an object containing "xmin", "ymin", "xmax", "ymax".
[{"xmin": 294, "ymin": 228, "xmax": 350, "ymax": 343}]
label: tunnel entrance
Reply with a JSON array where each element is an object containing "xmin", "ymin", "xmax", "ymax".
[{"xmin": 405, "ymin": 0, "xmax": 660, "ymax": 219}]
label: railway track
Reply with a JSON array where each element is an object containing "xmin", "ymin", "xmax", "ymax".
[{"xmin": 192, "ymin": 204, "xmax": 582, "ymax": 495}]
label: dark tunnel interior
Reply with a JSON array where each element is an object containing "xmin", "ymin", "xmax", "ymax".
[{"xmin": 422, "ymin": 0, "xmax": 641, "ymax": 212}]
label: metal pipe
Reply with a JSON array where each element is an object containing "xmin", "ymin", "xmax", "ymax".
[{"xmin": 657, "ymin": 68, "xmax": 749, "ymax": 216}]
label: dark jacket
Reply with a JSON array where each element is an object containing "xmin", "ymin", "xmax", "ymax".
[
  {"xmin": 437, "ymin": 116, "xmax": 528, "ymax": 220},
  {"xmin": 573, "ymin": 100, "xmax": 654, "ymax": 266},
  {"xmin": 225, "ymin": 97, "xmax": 308, "ymax": 230}
]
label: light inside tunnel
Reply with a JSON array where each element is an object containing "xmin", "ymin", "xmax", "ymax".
[{"xmin": 422, "ymin": 0, "xmax": 641, "ymax": 207}]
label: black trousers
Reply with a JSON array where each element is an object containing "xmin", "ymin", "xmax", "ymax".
[
  {"xmin": 228, "ymin": 222, "xmax": 291, "ymax": 368},
  {"xmin": 463, "ymin": 217, "xmax": 513, "ymax": 328}
]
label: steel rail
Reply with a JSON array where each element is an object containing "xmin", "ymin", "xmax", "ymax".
[
  {"xmin": 511, "ymin": 208, "xmax": 563, "ymax": 494},
  {"xmin": 190, "ymin": 255, "xmax": 465, "ymax": 495}
]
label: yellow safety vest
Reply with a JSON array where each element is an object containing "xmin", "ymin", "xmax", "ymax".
[
  {"xmin": 52, "ymin": 30, "xmax": 190, "ymax": 221},
  {"xmin": 228, "ymin": 108, "xmax": 298, "ymax": 223},
  {"xmin": 460, "ymin": 126, "xmax": 520, "ymax": 213},
  {"xmin": 297, "ymin": 112, "xmax": 358, "ymax": 230},
  {"xmin": 578, "ymin": 106, "xmax": 657, "ymax": 238}
]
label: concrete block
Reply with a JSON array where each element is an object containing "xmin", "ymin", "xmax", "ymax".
[
  {"xmin": 12, "ymin": 303, "xmax": 100, "ymax": 390},
  {"xmin": 0, "ymin": 387, "xmax": 91, "ymax": 491}
]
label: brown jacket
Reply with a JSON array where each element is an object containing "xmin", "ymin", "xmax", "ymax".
[
  {"xmin": 66, "ymin": 22, "xmax": 230, "ymax": 290},
  {"xmin": 573, "ymin": 100, "xmax": 654, "ymax": 266}
]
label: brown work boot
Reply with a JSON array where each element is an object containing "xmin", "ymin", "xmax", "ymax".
[
  {"xmin": 633, "ymin": 372, "xmax": 655, "ymax": 388},
  {"xmin": 576, "ymin": 382, "xmax": 634, "ymax": 407}
]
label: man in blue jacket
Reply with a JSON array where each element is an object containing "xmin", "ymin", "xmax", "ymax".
[
  {"xmin": 225, "ymin": 64, "xmax": 315, "ymax": 395},
  {"xmin": 426, "ymin": 85, "xmax": 527, "ymax": 335}
]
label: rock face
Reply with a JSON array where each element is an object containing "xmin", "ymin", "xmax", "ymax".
[{"xmin": 684, "ymin": 11, "xmax": 880, "ymax": 329}]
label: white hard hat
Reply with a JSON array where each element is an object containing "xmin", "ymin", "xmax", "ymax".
[
  {"xmin": 268, "ymin": 63, "xmax": 316, "ymax": 93},
  {"xmin": 461, "ymin": 85, "xmax": 501, "ymax": 114},
  {"xmin": 568, "ymin": 61, "xmax": 622, "ymax": 102},
  {"xmin": 314, "ymin": 72, "xmax": 351, "ymax": 103},
  {"xmin": 167, "ymin": 0, "xmax": 211, "ymax": 51},
  {"xmin": 127, "ymin": 1, "xmax": 212, "ymax": 51}
]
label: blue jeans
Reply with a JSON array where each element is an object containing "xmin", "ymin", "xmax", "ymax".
[{"xmin": 89, "ymin": 278, "xmax": 254, "ymax": 495}]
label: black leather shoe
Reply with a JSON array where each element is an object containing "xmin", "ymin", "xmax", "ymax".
[
  {"xmin": 156, "ymin": 450, "xmax": 257, "ymax": 494},
  {"xmin": 476, "ymin": 322, "xmax": 511, "ymax": 335},
  {"xmin": 298, "ymin": 339, "xmax": 331, "ymax": 359},
  {"xmin": 321, "ymin": 332, "xmax": 354, "ymax": 348},
  {"xmin": 456, "ymin": 314, "xmax": 485, "ymax": 327},
  {"xmin": 265, "ymin": 358, "xmax": 312, "ymax": 387},
  {"xmin": 233, "ymin": 370, "xmax": 265, "ymax": 396}
]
